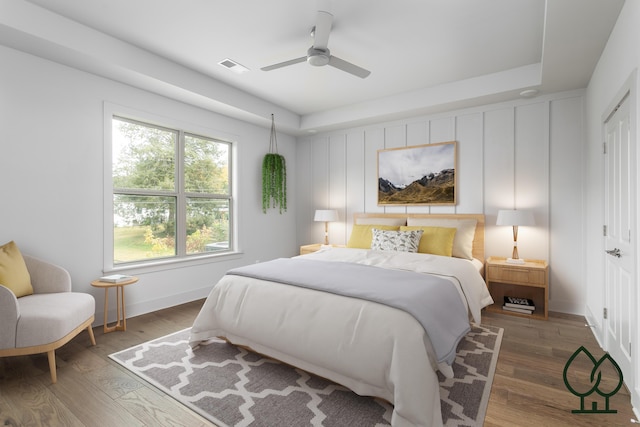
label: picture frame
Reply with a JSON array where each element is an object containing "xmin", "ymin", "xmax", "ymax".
[{"xmin": 377, "ymin": 141, "xmax": 457, "ymax": 206}]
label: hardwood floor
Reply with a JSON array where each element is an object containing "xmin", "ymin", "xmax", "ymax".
[
  {"xmin": 0, "ymin": 301, "xmax": 636, "ymax": 426},
  {"xmin": 482, "ymin": 310, "xmax": 637, "ymax": 427}
]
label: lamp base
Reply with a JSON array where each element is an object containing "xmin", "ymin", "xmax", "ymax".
[{"xmin": 506, "ymin": 258, "xmax": 526, "ymax": 265}]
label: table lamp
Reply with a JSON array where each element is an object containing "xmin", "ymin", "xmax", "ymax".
[
  {"xmin": 314, "ymin": 209, "xmax": 338, "ymax": 245},
  {"xmin": 496, "ymin": 209, "xmax": 535, "ymax": 264}
]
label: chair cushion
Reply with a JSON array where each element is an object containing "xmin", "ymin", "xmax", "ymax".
[
  {"xmin": 0, "ymin": 241, "xmax": 33, "ymax": 298},
  {"xmin": 15, "ymin": 292, "xmax": 95, "ymax": 348}
]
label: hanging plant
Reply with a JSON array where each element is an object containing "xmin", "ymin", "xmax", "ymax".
[{"xmin": 262, "ymin": 114, "xmax": 287, "ymax": 214}]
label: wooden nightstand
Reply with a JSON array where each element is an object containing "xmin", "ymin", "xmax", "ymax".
[
  {"xmin": 485, "ymin": 256, "xmax": 549, "ymax": 320},
  {"xmin": 299, "ymin": 243, "xmax": 344, "ymax": 255}
]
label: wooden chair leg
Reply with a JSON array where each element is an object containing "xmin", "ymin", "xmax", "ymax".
[
  {"xmin": 87, "ymin": 325, "xmax": 96, "ymax": 346},
  {"xmin": 47, "ymin": 350, "xmax": 57, "ymax": 383}
]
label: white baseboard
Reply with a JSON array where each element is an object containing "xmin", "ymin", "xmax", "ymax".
[
  {"xmin": 548, "ymin": 299, "xmax": 584, "ymax": 316},
  {"xmin": 96, "ymin": 285, "xmax": 211, "ymax": 327},
  {"xmin": 583, "ymin": 306, "xmax": 604, "ymax": 348}
]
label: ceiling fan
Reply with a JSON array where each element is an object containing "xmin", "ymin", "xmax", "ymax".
[{"xmin": 261, "ymin": 10, "xmax": 371, "ymax": 79}]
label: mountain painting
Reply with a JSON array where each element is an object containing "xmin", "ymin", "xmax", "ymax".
[{"xmin": 377, "ymin": 141, "xmax": 456, "ymax": 205}]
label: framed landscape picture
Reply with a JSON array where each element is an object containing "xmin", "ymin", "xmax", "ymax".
[{"xmin": 377, "ymin": 141, "xmax": 457, "ymax": 205}]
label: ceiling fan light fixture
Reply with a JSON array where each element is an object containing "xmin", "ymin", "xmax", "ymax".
[{"xmin": 307, "ymin": 47, "xmax": 330, "ymax": 66}]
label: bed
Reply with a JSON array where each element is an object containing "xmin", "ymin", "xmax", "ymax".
[{"xmin": 189, "ymin": 213, "xmax": 493, "ymax": 427}]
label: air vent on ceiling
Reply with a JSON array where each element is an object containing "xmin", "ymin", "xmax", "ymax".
[{"xmin": 218, "ymin": 58, "xmax": 249, "ymax": 74}]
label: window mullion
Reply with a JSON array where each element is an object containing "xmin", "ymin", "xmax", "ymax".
[{"xmin": 176, "ymin": 130, "xmax": 187, "ymax": 257}]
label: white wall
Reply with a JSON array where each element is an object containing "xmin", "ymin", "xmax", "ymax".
[
  {"xmin": 296, "ymin": 92, "xmax": 585, "ymax": 315},
  {"xmin": 584, "ymin": 0, "xmax": 640, "ymax": 413},
  {"xmin": 0, "ymin": 45, "xmax": 298, "ymax": 324}
]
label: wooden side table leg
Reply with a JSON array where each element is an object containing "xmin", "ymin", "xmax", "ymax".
[
  {"xmin": 121, "ymin": 285, "xmax": 127, "ymax": 331},
  {"xmin": 115, "ymin": 285, "xmax": 122, "ymax": 331},
  {"xmin": 103, "ymin": 288, "xmax": 109, "ymax": 334},
  {"xmin": 104, "ymin": 286, "xmax": 119, "ymax": 333},
  {"xmin": 114, "ymin": 285, "xmax": 125, "ymax": 332}
]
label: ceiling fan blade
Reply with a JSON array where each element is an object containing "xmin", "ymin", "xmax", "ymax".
[
  {"xmin": 328, "ymin": 56, "xmax": 371, "ymax": 78},
  {"xmin": 261, "ymin": 56, "xmax": 306, "ymax": 71},
  {"xmin": 313, "ymin": 10, "xmax": 333, "ymax": 50}
]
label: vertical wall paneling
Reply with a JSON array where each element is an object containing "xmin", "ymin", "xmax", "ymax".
[
  {"xmin": 296, "ymin": 139, "xmax": 314, "ymax": 245},
  {"xmin": 329, "ymin": 135, "xmax": 347, "ymax": 245},
  {"xmin": 429, "ymin": 116, "xmax": 455, "ymax": 143},
  {"xmin": 515, "ymin": 102, "xmax": 550, "ymax": 262},
  {"xmin": 312, "ymin": 137, "xmax": 330, "ymax": 244},
  {"xmin": 296, "ymin": 92, "xmax": 586, "ymax": 315},
  {"xmin": 364, "ymin": 128, "xmax": 385, "ymax": 213},
  {"xmin": 406, "ymin": 120, "xmax": 429, "ymax": 146},
  {"xmin": 549, "ymin": 96, "xmax": 585, "ymax": 313},
  {"xmin": 345, "ymin": 131, "xmax": 365, "ymax": 243},
  {"xmin": 456, "ymin": 113, "xmax": 484, "ymax": 214},
  {"xmin": 383, "ymin": 125, "xmax": 408, "ymax": 214},
  {"xmin": 483, "ymin": 107, "xmax": 516, "ymax": 258}
]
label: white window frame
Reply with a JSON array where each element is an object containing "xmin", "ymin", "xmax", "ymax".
[{"xmin": 103, "ymin": 102, "xmax": 240, "ymax": 273}]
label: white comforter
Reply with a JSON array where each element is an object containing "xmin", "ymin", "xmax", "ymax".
[{"xmin": 189, "ymin": 248, "xmax": 493, "ymax": 427}]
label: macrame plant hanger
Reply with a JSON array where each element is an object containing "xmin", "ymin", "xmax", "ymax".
[{"xmin": 262, "ymin": 114, "xmax": 287, "ymax": 214}]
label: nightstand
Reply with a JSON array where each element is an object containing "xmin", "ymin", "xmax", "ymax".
[
  {"xmin": 299, "ymin": 243, "xmax": 344, "ymax": 255},
  {"xmin": 485, "ymin": 256, "xmax": 549, "ymax": 320}
]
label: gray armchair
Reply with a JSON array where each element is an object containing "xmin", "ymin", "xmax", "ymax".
[{"xmin": 0, "ymin": 254, "xmax": 96, "ymax": 383}]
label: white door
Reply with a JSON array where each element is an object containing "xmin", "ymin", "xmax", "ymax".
[{"xmin": 604, "ymin": 92, "xmax": 635, "ymax": 392}]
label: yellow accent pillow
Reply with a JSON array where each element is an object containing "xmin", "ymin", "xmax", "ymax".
[
  {"xmin": 400, "ymin": 226, "xmax": 457, "ymax": 257},
  {"xmin": 0, "ymin": 241, "xmax": 33, "ymax": 297},
  {"xmin": 347, "ymin": 224, "xmax": 400, "ymax": 249}
]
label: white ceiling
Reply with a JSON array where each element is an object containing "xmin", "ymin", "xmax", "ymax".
[{"xmin": 0, "ymin": 0, "xmax": 625, "ymax": 135}]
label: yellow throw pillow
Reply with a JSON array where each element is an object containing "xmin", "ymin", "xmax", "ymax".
[
  {"xmin": 347, "ymin": 224, "xmax": 400, "ymax": 249},
  {"xmin": 0, "ymin": 241, "xmax": 33, "ymax": 297},
  {"xmin": 400, "ymin": 226, "xmax": 457, "ymax": 257}
]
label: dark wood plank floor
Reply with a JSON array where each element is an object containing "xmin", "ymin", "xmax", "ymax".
[{"xmin": 0, "ymin": 301, "xmax": 636, "ymax": 426}]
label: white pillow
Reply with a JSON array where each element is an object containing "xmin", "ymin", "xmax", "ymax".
[
  {"xmin": 355, "ymin": 217, "xmax": 407, "ymax": 226},
  {"xmin": 406, "ymin": 218, "xmax": 477, "ymax": 259},
  {"xmin": 371, "ymin": 228, "xmax": 423, "ymax": 253}
]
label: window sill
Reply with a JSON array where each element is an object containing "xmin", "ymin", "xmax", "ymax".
[{"xmin": 104, "ymin": 251, "xmax": 244, "ymax": 275}]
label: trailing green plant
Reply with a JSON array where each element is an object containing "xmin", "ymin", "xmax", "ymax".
[
  {"xmin": 262, "ymin": 153, "xmax": 287, "ymax": 213},
  {"xmin": 262, "ymin": 114, "xmax": 287, "ymax": 214}
]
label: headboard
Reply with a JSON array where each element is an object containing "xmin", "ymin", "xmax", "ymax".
[{"xmin": 353, "ymin": 212, "xmax": 485, "ymax": 262}]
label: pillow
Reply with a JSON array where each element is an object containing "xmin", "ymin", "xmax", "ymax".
[
  {"xmin": 371, "ymin": 228, "xmax": 423, "ymax": 253},
  {"xmin": 406, "ymin": 218, "xmax": 477, "ymax": 259},
  {"xmin": 355, "ymin": 217, "xmax": 407, "ymax": 226},
  {"xmin": 400, "ymin": 226, "xmax": 457, "ymax": 257},
  {"xmin": 347, "ymin": 224, "xmax": 399, "ymax": 249},
  {"xmin": 0, "ymin": 241, "xmax": 33, "ymax": 297}
]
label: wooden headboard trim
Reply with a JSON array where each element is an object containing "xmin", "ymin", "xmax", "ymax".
[{"xmin": 353, "ymin": 212, "xmax": 485, "ymax": 262}]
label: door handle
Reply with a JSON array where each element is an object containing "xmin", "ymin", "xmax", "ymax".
[{"xmin": 605, "ymin": 248, "xmax": 621, "ymax": 258}]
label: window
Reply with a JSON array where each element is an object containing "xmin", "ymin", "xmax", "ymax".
[{"xmin": 110, "ymin": 116, "xmax": 232, "ymax": 265}]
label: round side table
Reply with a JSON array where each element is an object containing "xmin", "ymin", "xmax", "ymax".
[{"xmin": 90, "ymin": 276, "xmax": 138, "ymax": 333}]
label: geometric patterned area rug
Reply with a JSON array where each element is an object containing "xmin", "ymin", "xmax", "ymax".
[{"xmin": 109, "ymin": 324, "xmax": 502, "ymax": 427}]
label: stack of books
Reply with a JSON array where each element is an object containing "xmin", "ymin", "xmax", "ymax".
[
  {"xmin": 99, "ymin": 274, "xmax": 134, "ymax": 283},
  {"xmin": 502, "ymin": 296, "xmax": 535, "ymax": 314}
]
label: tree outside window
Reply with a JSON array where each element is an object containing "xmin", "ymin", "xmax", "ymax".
[{"xmin": 112, "ymin": 117, "xmax": 231, "ymax": 264}]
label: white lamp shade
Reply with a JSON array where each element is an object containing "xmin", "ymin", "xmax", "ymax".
[
  {"xmin": 496, "ymin": 209, "xmax": 535, "ymax": 226},
  {"xmin": 314, "ymin": 209, "xmax": 338, "ymax": 222}
]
